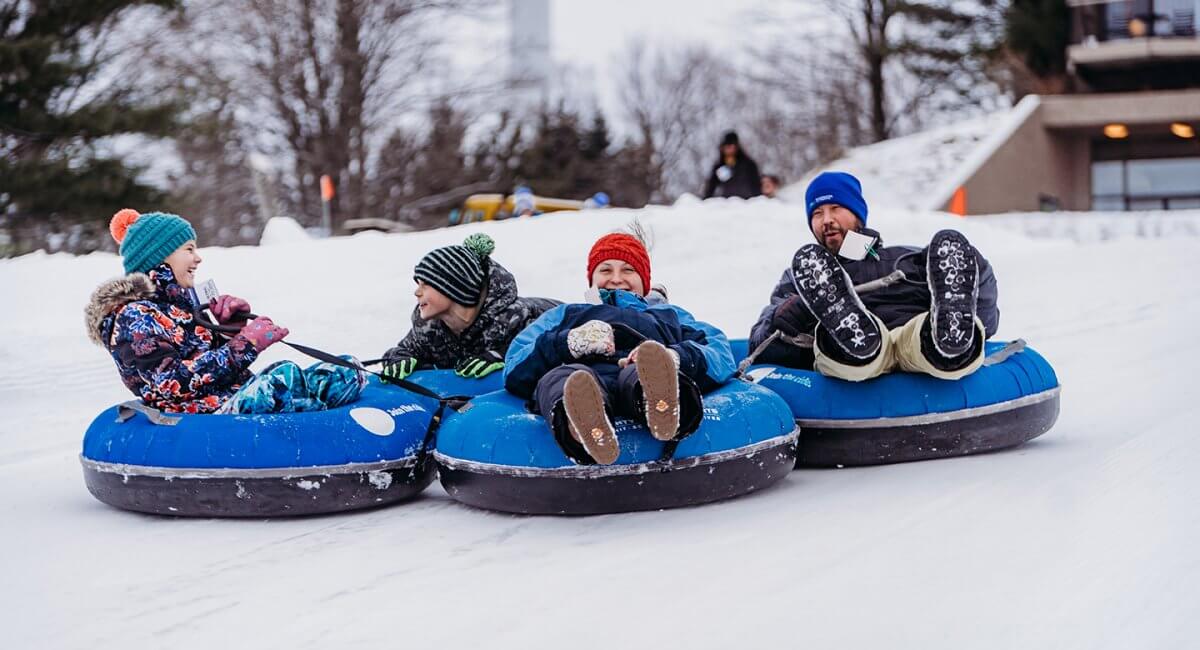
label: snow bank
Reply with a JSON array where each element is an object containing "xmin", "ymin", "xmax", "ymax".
[
  {"xmin": 259, "ymin": 216, "xmax": 312, "ymax": 245},
  {"xmin": 1, "ymin": 199, "xmax": 1198, "ymax": 649}
]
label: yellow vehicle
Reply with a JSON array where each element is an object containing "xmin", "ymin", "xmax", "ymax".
[{"xmin": 454, "ymin": 193, "xmax": 585, "ymax": 224}]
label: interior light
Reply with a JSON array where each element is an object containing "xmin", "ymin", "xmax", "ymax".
[
  {"xmin": 1103, "ymin": 124, "xmax": 1129, "ymax": 139},
  {"xmin": 1170, "ymin": 123, "xmax": 1195, "ymax": 139}
]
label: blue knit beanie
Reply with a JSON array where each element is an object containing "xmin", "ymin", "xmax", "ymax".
[
  {"xmin": 110, "ymin": 209, "xmax": 198, "ymax": 275},
  {"xmin": 805, "ymin": 172, "xmax": 869, "ymax": 231}
]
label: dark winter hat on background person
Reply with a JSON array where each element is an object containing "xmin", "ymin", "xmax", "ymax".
[
  {"xmin": 721, "ymin": 131, "xmax": 740, "ymax": 147},
  {"xmin": 805, "ymin": 171, "xmax": 869, "ymax": 229},
  {"xmin": 587, "ymin": 233, "xmax": 651, "ymax": 296},
  {"xmin": 414, "ymin": 232, "xmax": 496, "ymax": 306},
  {"xmin": 109, "ymin": 208, "xmax": 198, "ymax": 275}
]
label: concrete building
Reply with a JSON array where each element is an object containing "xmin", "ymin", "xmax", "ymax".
[{"xmin": 944, "ymin": 0, "xmax": 1200, "ymax": 214}]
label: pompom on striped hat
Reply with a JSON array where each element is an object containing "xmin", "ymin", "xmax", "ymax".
[{"xmin": 414, "ymin": 233, "xmax": 496, "ymax": 306}]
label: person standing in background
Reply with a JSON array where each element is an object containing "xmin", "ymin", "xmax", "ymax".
[{"xmin": 702, "ymin": 131, "xmax": 762, "ymax": 200}]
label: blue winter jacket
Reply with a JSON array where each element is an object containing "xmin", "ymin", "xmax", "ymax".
[{"xmin": 504, "ymin": 289, "xmax": 736, "ymax": 398}]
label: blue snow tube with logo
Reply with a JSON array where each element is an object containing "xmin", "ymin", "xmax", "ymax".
[
  {"xmin": 80, "ymin": 371, "xmax": 504, "ymax": 517},
  {"xmin": 730, "ymin": 339, "xmax": 1060, "ymax": 466},
  {"xmin": 434, "ymin": 381, "xmax": 800, "ymax": 515}
]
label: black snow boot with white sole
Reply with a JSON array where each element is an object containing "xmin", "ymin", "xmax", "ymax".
[
  {"xmin": 927, "ymin": 230, "xmax": 980, "ymax": 359},
  {"xmin": 791, "ymin": 244, "xmax": 881, "ymax": 361}
]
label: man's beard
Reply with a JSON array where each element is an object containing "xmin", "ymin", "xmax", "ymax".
[{"xmin": 820, "ymin": 228, "xmax": 844, "ymax": 253}]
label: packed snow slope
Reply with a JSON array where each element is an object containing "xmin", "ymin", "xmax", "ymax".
[{"xmin": 2, "ymin": 196, "xmax": 1198, "ymax": 649}]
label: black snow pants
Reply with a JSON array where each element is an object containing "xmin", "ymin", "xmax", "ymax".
[{"xmin": 532, "ymin": 362, "xmax": 704, "ymax": 464}]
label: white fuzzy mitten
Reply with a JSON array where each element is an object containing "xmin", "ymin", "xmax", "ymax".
[{"xmin": 567, "ymin": 320, "xmax": 616, "ymax": 358}]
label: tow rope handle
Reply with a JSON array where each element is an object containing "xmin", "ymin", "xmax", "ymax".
[{"xmin": 189, "ymin": 307, "xmax": 461, "ymax": 404}]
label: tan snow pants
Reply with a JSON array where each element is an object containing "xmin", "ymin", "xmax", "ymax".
[{"xmin": 813, "ymin": 313, "xmax": 986, "ymax": 382}]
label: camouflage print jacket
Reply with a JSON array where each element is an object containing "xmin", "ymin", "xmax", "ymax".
[
  {"xmin": 383, "ymin": 261, "xmax": 559, "ymax": 368},
  {"xmin": 85, "ymin": 265, "xmax": 258, "ymax": 413}
]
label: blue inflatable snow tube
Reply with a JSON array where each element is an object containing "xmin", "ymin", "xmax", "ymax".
[
  {"xmin": 80, "ymin": 370, "xmax": 504, "ymax": 517},
  {"xmin": 730, "ymin": 339, "xmax": 1061, "ymax": 466},
  {"xmin": 434, "ymin": 381, "xmax": 800, "ymax": 515}
]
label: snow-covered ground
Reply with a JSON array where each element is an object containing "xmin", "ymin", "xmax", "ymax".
[{"xmin": 2, "ymin": 197, "xmax": 1198, "ymax": 649}]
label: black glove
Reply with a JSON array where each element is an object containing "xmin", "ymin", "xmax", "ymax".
[{"xmin": 772, "ymin": 295, "xmax": 818, "ymax": 337}]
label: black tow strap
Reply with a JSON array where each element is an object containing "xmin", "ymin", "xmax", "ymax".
[{"xmin": 189, "ymin": 308, "xmax": 469, "ymax": 471}]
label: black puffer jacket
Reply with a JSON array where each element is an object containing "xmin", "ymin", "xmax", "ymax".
[
  {"xmin": 702, "ymin": 153, "xmax": 762, "ymax": 200},
  {"xmin": 383, "ymin": 261, "xmax": 559, "ymax": 368},
  {"xmin": 748, "ymin": 230, "xmax": 1000, "ymax": 368}
]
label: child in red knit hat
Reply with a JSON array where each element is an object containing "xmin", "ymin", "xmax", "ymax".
[{"xmin": 502, "ymin": 231, "xmax": 736, "ymax": 465}]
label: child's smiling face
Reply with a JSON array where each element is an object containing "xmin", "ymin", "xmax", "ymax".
[
  {"xmin": 590, "ymin": 259, "xmax": 645, "ymax": 296},
  {"xmin": 164, "ymin": 241, "xmax": 202, "ymax": 288},
  {"xmin": 414, "ymin": 280, "xmax": 453, "ymax": 320}
]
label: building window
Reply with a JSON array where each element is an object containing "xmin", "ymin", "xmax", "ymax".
[
  {"xmin": 1091, "ymin": 157, "xmax": 1200, "ymax": 210},
  {"xmin": 1083, "ymin": 0, "xmax": 1200, "ymax": 41}
]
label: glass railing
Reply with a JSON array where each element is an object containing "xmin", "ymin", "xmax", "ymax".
[{"xmin": 1074, "ymin": 0, "xmax": 1199, "ymax": 42}]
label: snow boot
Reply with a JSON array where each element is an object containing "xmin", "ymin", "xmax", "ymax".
[
  {"xmin": 927, "ymin": 229, "xmax": 980, "ymax": 359},
  {"xmin": 562, "ymin": 370, "xmax": 619, "ymax": 465},
  {"xmin": 791, "ymin": 244, "xmax": 881, "ymax": 361},
  {"xmin": 633, "ymin": 340, "xmax": 681, "ymax": 441}
]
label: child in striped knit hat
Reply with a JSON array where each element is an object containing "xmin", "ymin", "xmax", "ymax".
[
  {"xmin": 502, "ymin": 232, "xmax": 736, "ymax": 465},
  {"xmin": 379, "ymin": 233, "xmax": 559, "ymax": 381}
]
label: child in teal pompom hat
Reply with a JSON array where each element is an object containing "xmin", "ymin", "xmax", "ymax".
[
  {"xmin": 87, "ymin": 208, "xmax": 366, "ymax": 415},
  {"xmin": 109, "ymin": 209, "xmax": 198, "ymax": 276}
]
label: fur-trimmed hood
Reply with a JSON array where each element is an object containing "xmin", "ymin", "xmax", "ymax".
[{"xmin": 85, "ymin": 273, "xmax": 155, "ymax": 345}]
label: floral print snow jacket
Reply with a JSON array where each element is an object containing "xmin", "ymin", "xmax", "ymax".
[{"xmin": 85, "ymin": 264, "xmax": 258, "ymax": 413}]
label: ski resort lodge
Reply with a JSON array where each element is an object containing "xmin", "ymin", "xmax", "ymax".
[{"xmin": 950, "ymin": 0, "xmax": 1200, "ymax": 214}]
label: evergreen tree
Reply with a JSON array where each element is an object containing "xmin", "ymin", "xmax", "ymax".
[
  {"xmin": 0, "ymin": 0, "xmax": 181, "ymax": 255},
  {"xmin": 517, "ymin": 105, "xmax": 586, "ymax": 199},
  {"xmin": 1004, "ymin": 0, "xmax": 1071, "ymax": 96},
  {"xmin": 414, "ymin": 100, "xmax": 472, "ymax": 198}
]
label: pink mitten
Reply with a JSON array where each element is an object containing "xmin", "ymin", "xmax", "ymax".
[
  {"xmin": 210, "ymin": 295, "xmax": 252, "ymax": 324},
  {"xmin": 238, "ymin": 316, "xmax": 289, "ymax": 353}
]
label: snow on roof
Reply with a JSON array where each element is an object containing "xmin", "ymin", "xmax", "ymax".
[{"xmin": 781, "ymin": 95, "xmax": 1041, "ymax": 212}]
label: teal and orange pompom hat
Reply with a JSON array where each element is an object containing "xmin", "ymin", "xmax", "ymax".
[{"xmin": 109, "ymin": 209, "xmax": 197, "ymax": 275}]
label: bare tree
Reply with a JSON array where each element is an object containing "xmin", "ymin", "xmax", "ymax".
[
  {"xmin": 144, "ymin": 0, "xmax": 486, "ymax": 233},
  {"xmin": 750, "ymin": 0, "xmax": 1007, "ymax": 146},
  {"xmin": 617, "ymin": 38, "xmax": 758, "ymax": 201}
]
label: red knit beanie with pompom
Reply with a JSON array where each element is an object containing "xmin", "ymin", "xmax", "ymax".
[{"xmin": 587, "ymin": 233, "xmax": 651, "ymax": 295}]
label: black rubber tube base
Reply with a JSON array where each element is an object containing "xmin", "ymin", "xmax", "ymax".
[
  {"xmin": 437, "ymin": 437, "xmax": 798, "ymax": 515},
  {"xmin": 797, "ymin": 391, "xmax": 1060, "ymax": 467},
  {"xmin": 81, "ymin": 459, "xmax": 436, "ymax": 518}
]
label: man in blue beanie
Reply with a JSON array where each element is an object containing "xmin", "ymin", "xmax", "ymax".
[{"xmin": 747, "ymin": 171, "xmax": 1000, "ymax": 381}]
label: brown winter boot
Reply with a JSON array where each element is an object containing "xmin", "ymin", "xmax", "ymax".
[
  {"xmin": 562, "ymin": 370, "xmax": 619, "ymax": 465},
  {"xmin": 634, "ymin": 341, "xmax": 681, "ymax": 441}
]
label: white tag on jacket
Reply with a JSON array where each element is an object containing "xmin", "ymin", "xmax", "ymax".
[
  {"xmin": 838, "ymin": 230, "xmax": 877, "ymax": 261},
  {"xmin": 194, "ymin": 279, "xmax": 220, "ymax": 304}
]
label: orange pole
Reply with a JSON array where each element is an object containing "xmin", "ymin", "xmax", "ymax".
[{"xmin": 320, "ymin": 175, "xmax": 335, "ymax": 202}]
